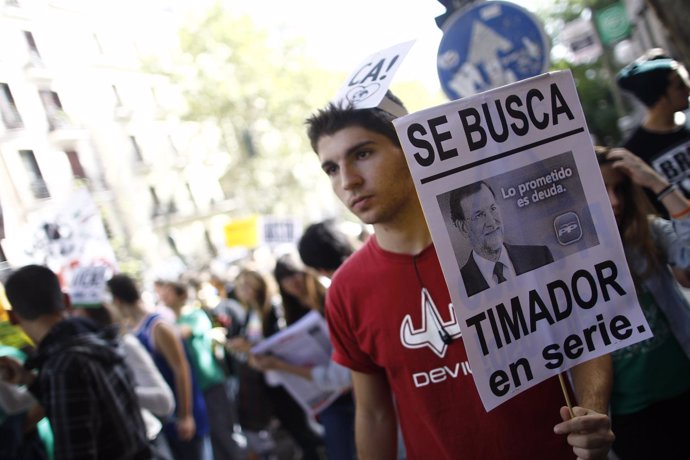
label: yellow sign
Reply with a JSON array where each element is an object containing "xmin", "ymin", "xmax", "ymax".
[
  {"xmin": 0, "ymin": 321, "xmax": 32, "ymax": 348},
  {"xmin": 0, "ymin": 283, "xmax": 9, "ymax": 321},
  {"xmin": 224, "ymin": 215, "xmax": 259, "ymax": 248}
]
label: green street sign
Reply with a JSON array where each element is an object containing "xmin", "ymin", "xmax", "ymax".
[{"xmin": 595, "ymin": 2, "xmax": 631, "ymax": 46}]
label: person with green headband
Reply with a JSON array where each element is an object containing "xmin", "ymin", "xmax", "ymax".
[{"xmin": 617, "ymin": 50, "xmax": 690, "ymax": 216}]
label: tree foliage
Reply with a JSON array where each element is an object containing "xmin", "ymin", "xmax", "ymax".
[
  {"xmin": 149, "ymin": 1, "xmax": 446, "ymax": 223},
  {"xmin": 166, "ymin": 2, "xmax": 338, "ymax": 219},
  {"xmin": 537, "ymin": 0, "xmax": 627, "ymax": 144},
  {"xmin": 551, "ymin": 60, "xmax": 621, "ymax": 145}
]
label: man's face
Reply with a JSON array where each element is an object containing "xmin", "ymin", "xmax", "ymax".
[
  {"xmin": 160, "ymin": 285, "xmax": 179, "ymax": 308},
  {"xmin": 316, "ymin": 125, "xmax": 416, "ymax": 226},
  {"xmin": 665, "ymin": 67, "xmax": 690, "ymax": 112},
  {"xmin": 458, "ymin": 185, "xmax": 504, "ymax": 258}
]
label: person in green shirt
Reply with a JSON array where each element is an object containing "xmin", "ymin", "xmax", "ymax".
[{"xmin": 161, "ymin": 281, "xmax": 245, "ymax": 460}]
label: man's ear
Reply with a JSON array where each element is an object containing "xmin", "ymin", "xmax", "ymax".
[
  {"xmin": 7, "ymin": 310, "xmax": 19, "ymax": 326},
  {"xmin": 455, "ymin": 219, "xmax": 469, "ymax": 238},
  {"xmin": 63, "ymin": 293, "xmax": 73, "ymax": 314}
]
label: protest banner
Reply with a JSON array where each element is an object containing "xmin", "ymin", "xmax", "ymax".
[
  {"xmin": 251, "ymin": 310, "xmax": 348, "ymax": 415},
  {"xmin": 224, "ymin": 215, "xmax": 259, "ymax": 248},
  {"xmin": 392, "ymin": 70, "xmax": 652, "ymax": 411},
  {"xmin": 0, "ymin": 195, "xmax": 4, "ymax": 240},
  {"xmin": 69, "ymin": 266, "xmax": 110, "ymax": 307},
  {"xmin": 331, "ymin": 40, "xmax": 414, "ymax": 117},
  {"xmin": 225, "ymin": 215, "xmax": 301, "ymax": 248},
  {"xmin": 16, "ymin": 188, "xmax": 118, "ymax": 288}
]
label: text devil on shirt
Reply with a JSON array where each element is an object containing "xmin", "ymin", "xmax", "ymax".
[{"xmin": 406, "ymin": 82, "xmax": 575, "ymax": 167}]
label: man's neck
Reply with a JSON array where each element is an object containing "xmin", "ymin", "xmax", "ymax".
[
  {"xmin": 168, "ymin": 303, "xmax": 183, "ymax": 319},
  {"xmin": 644, "ymin": 106, "xmax": 680, "ymax": 132},
  {"xmin": 373, "ymin": 203, "xmax": 433, "ymax": 255},
  {"xmin": 122, "ymin": 302, "xmax": 150, "ymax": 327},
  {"xmin": 22, "ymin": 312, "xmax": 66, "ymax": 346}
]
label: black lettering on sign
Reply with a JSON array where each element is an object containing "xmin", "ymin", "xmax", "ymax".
[
  {"xmin": 489, "ymin": 357, "xmax": 534, "ymax": 397},
  {"xmin": 466, "ymin": 260, "xmax": 626, "ymax": 356},
  {"xmin": 349, "ymin": 55, "xmax": 400, "ymax": 86},
  {"xmin": 407, "ymin": 82, "xmax": 577, "ymax": 167}
]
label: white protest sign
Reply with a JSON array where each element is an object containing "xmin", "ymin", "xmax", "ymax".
[
  {"xmin": 331, "ymin": 40, "xmax": 414, "ymax": 116},
  {"xmin": 69, "ymin": 265, "xmax": 109, "ymax": 307},
  {"xmin": 14, "ymin": 187, "xmax": 118, "ymax": 286},
  {"xmin": 251, "ymin": 311, "xmax": 347, "ymax": 415},
  {"xmin": 392, "ymin": 70, "xmax": 652, "ymax": 411}
]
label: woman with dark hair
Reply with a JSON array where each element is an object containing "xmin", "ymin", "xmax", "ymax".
[
  {"xmin": 596, "ymin": 146, "xmax": 690, "ymax": 460},
  {"xmin": 228, "ymin": 268, "xmax": 324, "ymax": 460},
  {"xmin": 272, "ymin": 255, "xmax": 325, "ymax": 325},
  {"xmin": 250, "ymin": 254, "xmax": 355, "ymax": 460}
]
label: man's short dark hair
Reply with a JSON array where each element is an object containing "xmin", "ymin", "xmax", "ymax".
[
  {"xmin": 449, "ymin": 181, "xmax": 495, "ymax": 223},
  {"xmin": 107, "ymin": 274, "xmax": 140, "ymax": 304},
  {"xmin": 305, "ymin": 91, "xmax": 406, "ymax": 153},
  {"xmin": 4, "ymin": 265, "xmax": 64, "ymax": 320},
  {"xmin": 298, "ymin": 219, "xmax": 354, "ymax": 271}
]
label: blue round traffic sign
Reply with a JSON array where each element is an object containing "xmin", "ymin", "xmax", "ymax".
[{"xmin": 437, "ymin": 1, "xmax": 550, "ymax": 100}]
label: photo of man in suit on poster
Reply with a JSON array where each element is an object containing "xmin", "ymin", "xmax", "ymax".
[{"xmin": 449, "ymin": 180, "xmax": 553, "ymax": 297}]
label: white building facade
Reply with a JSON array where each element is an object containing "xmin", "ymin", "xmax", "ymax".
[{"xmin": 0, "ymin": 0, "xmax": 234, "ymax": 278}]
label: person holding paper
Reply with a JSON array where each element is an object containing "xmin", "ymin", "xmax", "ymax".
[
  {"xmin": 252, "ymin": 249, "xmax": 356, "ymax": 460},
  {"xmin": 448, "ymin": 180, "xmax": 554, "ymax": 297},
  {"xmin": 305, "ymin": 92, "xmax": 614, "ymax": 459},
  {"xmin": 228, "ymin": 268, "xmax": 324, "ymax": 460},
  {"xmin": 597, "ymin": 146, "xmax": 690, "ymax": 460}
]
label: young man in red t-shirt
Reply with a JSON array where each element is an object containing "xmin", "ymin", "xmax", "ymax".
[{"xmin": 305, "ymin": 93, "xmax": 615, "ymax": 459}]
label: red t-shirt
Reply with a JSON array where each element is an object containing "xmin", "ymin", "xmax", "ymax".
[{"xmin": 327, "ymin": 236, "xmax": 575, "ymax": 459}]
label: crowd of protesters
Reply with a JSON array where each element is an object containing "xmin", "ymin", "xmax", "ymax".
[{"xmin": 0, "ymin": 219, "xmax": 361, "ymax": 460}]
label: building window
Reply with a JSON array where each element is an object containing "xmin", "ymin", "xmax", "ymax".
[
  {"xmin": 0, "ymin": 83, "xmax": 24, "ymax": 129},
  {"xmin": 167, "ymin": 198, "xmax": 178, "ymax": 214},
  {"xmin": 241, "ymin": 129, "xmax": 257, "ymax": 157},
  {"xmin": 168, "ymin": 134, "xmax": 179, "ymax": 156},
  {"xmin": 64, "ymin": 150, "xmax": 86, "ymax": 179},
  {"xmin": 150, "ymin": 86, "xmax": 158, "ymax": 106},
  {"xmin": 185, "ymin": 182, "xmax": 197, "ymax": 208},
  {"xmin": 129, "ymin": 135, "xmax": 144, "ymax": 163},
  {"xmin": 19, "ymin": 150, "xmax": 50, "ymax": 199},
  {"xmin": 149, "ymin": 186, "xmax": 161, "ymax": 217},
  {"xmin": 92, "ymin": 32, "xmax": 104, "ymax": 55},
  {"xmin": 111, "ymin": 85, "xmax": 122, "ymax": 107},
  {"xmin": 39, "ymin": 89, "xmax": 69, "ymax": 131},
  {"xmin": 23, "ymin": 31, "xmax": 42, "ymax": 64}
]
